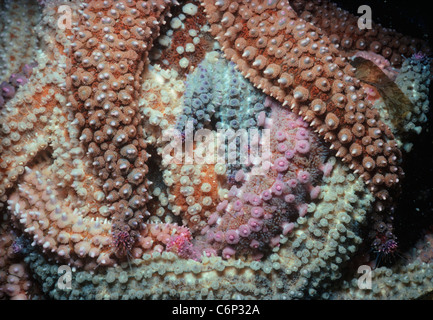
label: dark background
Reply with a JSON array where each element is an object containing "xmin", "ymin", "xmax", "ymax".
[{"xmin": 335, "ymin": 0, "xmax": 432, "ymax": 44}]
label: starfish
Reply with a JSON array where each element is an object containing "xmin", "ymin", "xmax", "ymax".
[
  {"xmin": 1, "ymin": 0, "xmax": 177, "ymax": 268},
  {"xmin": 201, "ymin": 0, "xmax": 406, "ymax": 205},
  {"xmin": 289, "ymin": 0, "xmax": 431, "ymax": 67},
  {"xmin": 198, "ymin": 0, "xmax": 431, "ymax": 254},
  {"xmin": 0, "ymin": 0, "xmax": 432, "ymax": 300}
]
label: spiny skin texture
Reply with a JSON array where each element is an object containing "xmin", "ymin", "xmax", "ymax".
[
  {"xmin": 352, "ymin": 51, "xmax": 431, "ymax": 156},
  {"xmin": 0, "ymin": 0, "xmax": 41, "ymax": 82},
  {"xmin": 333, "ymin": 229, "xmax": 433, "ymax": 300},
  {"xmin": 0, "ymin": 2, "xmax": 72, "ymax": 207},
  {"xmin": 67, "ymin": 0, "xmax": 175, "ymax": 258},
  {"xmin": 177, "ymin": 53, "xmax": 269, "ymax": 178},
  {"xmin": 205, "ymin": 98, "xmax": 329, "ymax": 259},
  {"xmin": 2, "ymin": 0, "xmax": 177, "ymax": 268},
  {"xmin": 394, "ymin": 54, "xmax": 432, "ymax": 138},
  {"xmin": 20, "ymin": 159, "xmax": 380, "ymax": 300},
  {"xmin": 290, "ymin": 0, "xmax": 430, "ymax": 67},
  {"xmin": 0, "ymin": 219, "xmax": 40, "ymax": 299},
  {"xmin": 139, "ymin": 49, "xmax": 342, "ymax": 264},
  {"xmin": 151, "ymin": 0, "xmax": 214, "ymax": 75},
  {"xmin": 1, "ymin": 0, "xmax": 117, "ymax": 268},
  {"xmin": 201, "ymin": 0, "xmax": 403, "ymax": 207},
  {"xmin": 164, "ymin": 160, "xmax": 224, "ymax": 234},
  {"xmin": 200, "ymin": 0, "xmax": 407, "ymax": 254},
  {"xmin": 0, "ymin": 0, "xmax": 432, "ymax": 301},
  {"xmin": 0, "ymin": 63, "xmax": 37, "ymax": 109},
  {"xmin": 8, "ymin": 110, "xmax": 116, "ymax": 268},
  {"xmin": 136, "ymin": 222, "xmax": 194, "ymax": 258},
  {"xmin": 139, "ymin": 64, "xmax": 185, "ymax": 148},
  {"xmin": 352, "ymin": 57, "xmax": 414, "ymax": 137}
]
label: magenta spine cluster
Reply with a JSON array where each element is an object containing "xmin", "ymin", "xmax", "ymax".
[{"xmin": 0, "ymin": 63, "xmax": 36, "ymax": 108}]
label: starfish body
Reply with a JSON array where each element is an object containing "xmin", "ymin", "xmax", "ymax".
[
  {"xmin": 3, "ymin": 0, "xmax": 177, "ymax": 267},
  {"xmin": 200, "ymin": 0, "xmax": 405, "ymax": 216},
  {"xmin": 290, "ymin": 0, "xmax": 430, "ymax": 67},
  {"xmin": 0, "ymin": 0, "xmax": 432, "ymax": 300},
  {"xmin": 66, "ymin": 0, "xmax": 175, "ymax": 257}
]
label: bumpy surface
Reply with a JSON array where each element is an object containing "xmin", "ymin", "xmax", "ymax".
[
  {"xmin": 0, "ymin": 0, "xmax": 432, "ymax": 301},
  {"xmin": 0, "ymin": 0, "xmax": 41, "ymax": 82},
  {"xmin": 201, "ymin": 0, "xmax": 404, "ymax": 211},
  {"xmin": 20, "ymin": 159, "xmax": 376, "ymax": 299},
  {"xmin": 204, "ymin": 98, "xmax": 330, "ymax": 259},
  {"xmin": 290, "ymin": 0, "xmax": 430, "ymax": 66},
  {"xmin": 66, "ymin": 0, "xmax": 172, "ymax": 259}
]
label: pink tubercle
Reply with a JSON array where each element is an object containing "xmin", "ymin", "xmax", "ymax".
[
  {"xmin": 201, "ymin": 225, "xmax": 210, "ymax": 235},
  {"xmin": 233, "ymin": 199, "xmax": 244, "ymax": 211},
  {"xmin": 9, "ymin": 73, "xmax": 28, "ymax": 87},
  {"xmin": 275, "ymin": 130, "xmax": 286, "ymax": 141},
  {"xmin": 257, "ymin": 111, "xmax": 267, "ymax": 126},
  {"xmin": 250, "ymin": 239, "xmax": 260, "ymax": 249},
  {"xmin": 271, "ymin": 181, "xmax": 285, "ymax": 195},
  {"xmin": 309, "ymin": 186, "xmax": 321, "ymax": 199},
  {"xmin": 321, "ymin": 162, "xmax": 334, "ymax": 177},
  {"xmin": 295, "ymin": 128, "xmax": 309, "ymax": 140},
  {"xmin": 204, "ymin": 248, "xmax": 217, "ymax": 257},
  {"xmin": 222, "ymin": 246, "xmax": 236, "ymax": 259},
  {"xmin": 261, "ymin": 190, "xmax": 273, "ymax": 201},
  {"xmin": 238, "ymin": 224, "xmax": 251, "ymax": 237},
  {"xmin": 214, "ymin": 231, "xmax": 224, "ymax": 242},
  {"xmin": 297, "ymin": 170, "xmax": 310, "ymax": 184},
  {"xmin": 287, "ymin": 120, "xmax": 297, "ymax": 129},
  {"xmin": 249, "ymin": 195, "xmax": 262, "ymax": 206},
  {"xmin": 285, "ymin": 149, "xmax": 295, "ymax": 159},
  {"xmin": 251, "ymin": 206, "xmax": 264, "ymax": 218},
  {"xmin": 284, "ymin": 194, "xmax": 295, "ymax": 203},
  {"xmin": 270, "ymin": 236, "xmax": 281, "ymax": 247},
  {"xmin": 297, "ymin": 204, "xmax": 308, "ymax": 217},
  {"xmin": 274, "ymin": 157, "xmax": 289, "ymax": 172},
  {"xmin": 277, "ymin": 142, "xmax": 288, "ymax": 152},
  {"xmin": 287, "ymin": 178, "xmax": 297, "ymax": 188},
  {"xmin": 295, "ymin": 140, "xmax": 310, "ymax": 154},
  {"xmin": 264, "ymin": 96, "xmax": 273, "ymax": 108},
  {"xmin": 235, "ymin": 170, "xmax": 245, "ymax": 182},
  {"xmin": 225, "ymin": 230, "xmax": 240, "ymax": 244},
  {"xmin": 248, "ymin": 218, "xmax": 263, "ymax": 232},
  {"xmin": 216, "ymin": 200, "xmax": 228, "ymax": 212},
  {"xmin": 1, "ymin": 82, "xmax": 15, "ymax": 99},
  {"xmin": 282, "ymin": 222, "xmax": 295, "ymax": 235},
  {"xmin": 208, "ymin": 212, "xmax": 219, "ymax": 225}
]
